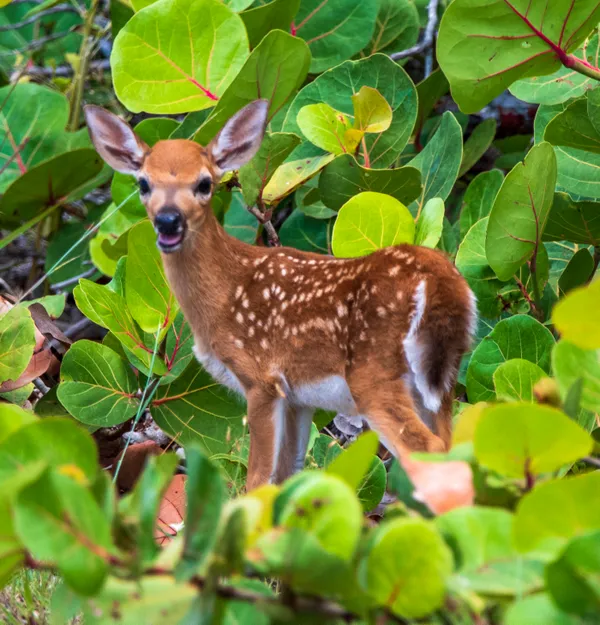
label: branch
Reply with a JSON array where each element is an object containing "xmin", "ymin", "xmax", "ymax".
[
  {"xmin": 0, "ymin": 30, "xmax": 75, "ymax": 58},
  {"xmin": 22, "ymin": 58, "xmax": 110, "ymax": 78},
  {"xmin": 390, "ymin": 0, "xmax": 439, "ymax": 61},
  {"xmin": 246, "ymin": 204, "xmax": 281, "ymax": 247},
  {"xmin": 0, "ymin": 5, "xmax": 79, "ymax": 32}
]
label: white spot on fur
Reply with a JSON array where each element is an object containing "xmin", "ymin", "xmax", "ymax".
[
  {"xmin": 236, "ymin": 312, "xmax": 244, "ymax": 323},
  {"xmin": 263, "ymin": 288, "xmax": 270, "ymax": 300},
  {"xmin": 389, "ymin": 266, "xmax": 400, "ymax": 277}
]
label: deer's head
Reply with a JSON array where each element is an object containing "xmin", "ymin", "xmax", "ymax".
[{"xmin": 84, "ymin": 100, "xmax": 269, "ymax": 253}]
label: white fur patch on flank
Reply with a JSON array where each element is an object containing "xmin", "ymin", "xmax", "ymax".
[
  {"xmin": 269, "ymin": 398, "xmax": 286, "ymax": 483},
  {"xmin": 466, "ymin": 288, "xmax": 479, "ymax": 340},
  {"xmin": 402, "ymin": 279, "xmax": 442, "ymax": 413}
]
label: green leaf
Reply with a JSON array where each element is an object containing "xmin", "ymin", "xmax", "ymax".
[
  {"xmin": 224, "ymin": 190, "xmax": 258, "ymax": 244},
  {"xmin": 459, "ymin": 169, "xmax": 504, "ymax": 238},
  {"xmin": 57, "ymin": 341, "xmax": 139, "ymax": 428},
  {"xmin": 193, "ymin": 30, "xmax": 310, "ymax": 145},
  {"xmin": 0, "ymin": 83, "xmax": 91, "ymax": 194},
  {"xmin": 485, "ymin": 142, "xmax": 557, "ymax": 281},
  {"xmin": 319, "ymin": 154, "xmax": 421, "ymax": 211},
  {"xmin": 351, "ymin": 86, "xmax": 393, "ymax": 134},
  {"xmin": 278, "ymin": 472, "xmax": 362, "ymax": 561},
  {"xmin": 437, "ymin": 0, "xmax": 600, "ymax": 113},
  {"xmin": 332, "ymin": 192, "xmax": 415, "ymax": 257},
  {"xmin": 151, "ymin": 362, "xmax": 246, "ymax": 457},
  {"xmin": 1, "ymin": 149, "xmax": 104, "ymax": 222},
  {"xmin": 126, "ymin": 220, "xmax": 179, "ymax": 334},
  {"xmin": 297, "ymin": 103, "xmax": 360, "ymax": 155},
  {"xmin": 544, "ymin": 192, "xmax": 600, "ymax": 247},
  {"xmin": 553, "ymin": 340, "xmax": 600, "ymax": 414},
  {"xmin": 474, "ymin": 403, "xmax": 593, "ymax": 478},
  {"xmin": 327, "ymin": 431, "xmax": 379, "ymax": 491},
  {"xmin": 283, "ymin": 54, "xmax": 418, "ymax": 168},
  {"xmin": 293, "ymin": 0, "xmax": 378, "ymax": 73},
  {"xmin": 510, "ymin": 34, "xmax": 600, "ymax": 106},
  {"xmin": 238, "ymin": 132, "xmax": 301, "ymax": 207},
  {"xmin": 296, "ymin": 177, "xmax": 337, "ymax": 220},
  {"xmin": 0, "ymin": 306, "xmax": 35, "ymax": 387},
  {"xmin": 415, "ymin": 198, "xmax": 444, "ymax": 248},
  {"xmin": 553, "ymin": 280, "xmax": 600, "ymax": 350},
  {"xmin": 279, "ymin": 209, "xmax": 333, "ymax": 253},
  {"xmin": 0, "ymin": 496, "xmax": 24, "ymax": 587},
  {"xmin": 359, "ymin": 517, "xmax": 452, "ymax": 618},
  {"xmin": 415, "ymin": 69, "xmax": 450, "ymax": 137},
  {"xmin": 545, "ymin": 97, "xmax": 600, "ymax": 154},
  {"xmin": 455, "ymin": 218, "xmax": 507, "ymax": 318},
  {"xmin": 112, "ymin": 0, "xmax": 249, "ymax": 113},
  {"xmin": 179, "ymin": 447, "xmax": 225, "ymax": 578},
  {"xmin": 362, "ymin": 0, "xmax": 419, "ymax": 56},
  {"xmin": 459, "ymin": 118, "xmax": 497, "ymax": 177},
  {"xmin": 74, "ymin": 279, "xmax": 164, "ymax": 374},
  {"xmin": 466, "ymin": 314, "xmax": 555, "ymax": 403},
  {"xmin": 240, "ymin": 0, "xmax": 301, "ymax": 49},
  {"xmin": 407, "ymin": 112, "xmax": 463, "ymax": 215},
  {"xmin": 0, "ymin": 403, "xmax": 37, "ymax": 444},
  {"xmin": 493, "ymin": 359, "xmax": 547, "ymax": 402},
  {"xmin": 357, "ymin": 456, "xmax": 386, "ymax": 513},
  {"xmin": 513, "ymin": 472, "xmax": 600, "ymax": 558},
  {"xmin": 505, "ymin": 593, "xmax": 578, "ymax": 625},
  {"xmin": 558, "ymin": 248, "xmax": 595, "ymax": 294},
  {"xmin": 26, "ymin": 294, "xmax": 66, "ymax": 319},
  {"xmin": 15, "ymin": 470, "xmax": 113, "ymax": 596}
]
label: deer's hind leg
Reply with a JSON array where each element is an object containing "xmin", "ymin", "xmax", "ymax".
[{"xmin": 348, "ymin": 371, "xmax": 446, "ymax": 458}]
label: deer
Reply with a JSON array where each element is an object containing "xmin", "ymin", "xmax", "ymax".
[{"xmin": 84, "ymin": 100, "xmax": 478, "ymax": 491}]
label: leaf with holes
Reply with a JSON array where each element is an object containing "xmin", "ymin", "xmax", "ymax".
[
  {"xmin": 193, "ymin": 30, "xmax": 310, "ymax": 144},
  {"xmin": 111, "ymin": 0, "xmax": 249, "ymax": 113},
  {"xmin": 57, "ymin": 341, "xmax": 139, "ymax": 428},
  {"xmin": 283, "ymin": 54, "xmax": 418, "ymax": 168},
  {"xmin": 332, "ymin": 192, "xmax": 415, "ymax": 258},
  {"xmin": 0, "ymin": 307, "xmax": 35, "ymax": 388},
  {"xmin": 151, "ymin": 361, "xmax": 246, "ymax": 457},
  {"xmin": 319, "ymin": 154, "xmax": 421, "ymax": 211},
  {"xmin": 293, "ymin": 0, "xmax": 378, "ymax": 73},
  {"xmin": 297, "ymin": 103, "xmax": 361, "ymax": 155},
  {"xmin": 238, "ymin": 132, "xmax": 301, "ymax": 207},
  {"xmin": 553, "ymin": 340, "xmax": 600, "ymax": 413},
  {"xmin": 126, "ymin": 220, "xmax": 179, "ymax": 335},
  {"xmin": 74, "ymin": 279, "xmax": 165, "ymax": 375},
  {"xmin": 407, "ymin": 112, "xmax": 463, "ymax": 216},
  {"xmin": 493, "ymin": 359, "xmax": 547, "ymax": 402},
  {"xmin": 474, "ymin": 403, "xmax": 592, "ymax": 478},
  {"xmin": 544, "ymin": 193, "xmax": 600, "ymax": 247},
  {"xmin": 459, "ymin": 169, "xmax": 504, "ymax": 238},
  {"xmin": 437, "ymin": 0, "xmax": 600, "ymax": 113},
  {"xmin": 362, "ymin": 0, "xmax": 419, "ymax": 56},
  {"xmin": 485, "ymin": 142, "xmax": 556, "ymax": 281},
  {"xmin": 466, "ymin": 314, "xmax": 555, "ymax": 403},
  {"xmin": 359, "ymin": 517, "xmax": 453, "ymax": 618},
  {"xmin": 415, "ymin": 198, "xmax": 444, "ymax": 248}
]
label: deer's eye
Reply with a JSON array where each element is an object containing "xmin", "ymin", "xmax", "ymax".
[
  {"xmin": 138, "ymin": 178, "xmax": 150, "ymax": 195},
  {"xmin": 195, "ymin": 177, "xmax": 212, "ymax": 195}
]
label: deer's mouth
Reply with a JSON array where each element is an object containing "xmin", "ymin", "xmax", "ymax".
[{"xmin": 157, "ymin": 229, "xmax": 185, "ymax": 253}]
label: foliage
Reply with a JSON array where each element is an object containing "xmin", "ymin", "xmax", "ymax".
[{"xmin": 1, "ymin": 0, "xmax": 600, "ymax": 623}]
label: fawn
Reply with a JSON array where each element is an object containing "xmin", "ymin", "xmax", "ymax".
[{"xmin": 85, "ymin": 100, "xmax": 477, "ymax": 490}]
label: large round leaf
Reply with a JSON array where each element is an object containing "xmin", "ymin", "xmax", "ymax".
[
  {"xmin": 283, "ymin": 54, "xmax": 418, "ymax": 168},
  {"xmin": 474, "ymin": 403, "xmax": 593, "ymax": 479},
  {"xmin": 553, "ymin": 280, "xmax": 600, "ymax": 351},
  {"xmin": 544, "ymin": 192, "xmax": 600, "ymax": 247},
  {"xmin": 493, "ymin": 359, "xmax": 547, "ymax": 402},
  {"xmin": 111, "ymin": 0, "xmax": 249, "ymax": 113},
  {"xmin": 362, "ymin": 0, "xmax": 419, "ymax": 56},
  {"xmin": 0, "ymin": 306, "xmax": 35, "ymax": 387},
  {"xmin": 332, "ymin": 191, "xmax": 415, "ymax": 257},
  {"xmin": 58, "ymin": 341, "xmax": 139, "ymax": 428},
  {"xmin": 437, "ymin": 0, "xmax": 600, "ymax": 113},
  {"xmin": 359, "ymin": 517, "xmax": 452, "ymax": 618},
  {"xmin": 466, "ymin": 314, "xmax": 555, "ymax": 403},
  {"xmin": 293, "ymin": 0, "xmax": 377, "ymax": 73},
  {"xmin": 505, "ymin": 593, "xmax": 579, "ymax": 625},
  {"xmin": 459, "ymin": 169, "xmax": 504, "ymax": 238},
  {"xmin": 552, "ymin": 340, "xmax": 600, "ymax": 414}
]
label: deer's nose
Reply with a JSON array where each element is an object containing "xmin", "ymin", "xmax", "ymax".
[{"xmin": 154, "ymin": 207, "xmax": 184, "ymax": 235}]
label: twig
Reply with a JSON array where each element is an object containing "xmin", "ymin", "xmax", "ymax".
[
  {"xmin": 32, "ymin": 378, "xmax": 50, "ymax": 395},
  {"xmin": 246, "ymin": 204, "xmax": 281, "ymax": 247},
  {"xmin": 50, "ymin": 266, "xmax": 97, "ymax": 291},
  {"xmin": 582, "ymin": 456, "xmax": 600, "ymax": 469},
  {"xmin": 0, "ymin": 30, "xmax": 75, "ymax": 57},
  {"xmin": 0, "ymin": 6, "xmax": 79, "ymax": 32},
  {"xmin": 22, "ymin": 58, "xmax": 110, "ymax": 78},
  {"xmin": 64, "ymin": 317, "xmax": 94, "ymax": 339},
  {"xmin": 390, "ymin": 0, "xmax": 439, "ymax": 61}
]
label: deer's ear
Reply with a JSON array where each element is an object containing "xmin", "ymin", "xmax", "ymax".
[
  {"xmin": 209, "ymin": 99, "xmax": 269, "ymax": 174},
  {"xmin": 84, "ymin": 105, "xmax": 148, "ymax": 175}
]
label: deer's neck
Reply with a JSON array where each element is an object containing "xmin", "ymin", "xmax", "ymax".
[{"xmin": 161, "ymin": 213, "xmax": 252, "ymax": 347}]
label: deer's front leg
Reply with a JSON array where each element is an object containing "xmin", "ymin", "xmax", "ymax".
[{"xmin": 245, "ymin": 388, "xmax": 286, "ymax": 491}]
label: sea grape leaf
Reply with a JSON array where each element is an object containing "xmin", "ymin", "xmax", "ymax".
[
  {"xmin": 241, "ymin": 0, "xmax": 301, "ymax": 49},
  {"xmin": 0, "ymin": 307, "xmax": 35, "ymax": 387},
  {"xmin": 319, "ymin": 154, "xmax": 421, "ymax": 211},
  {"xmin": 415, "ymin": 198, "xmax": 444, "ymax": 248},
  {"xmin": 557, "ymin": 248, "xmax": 595, "ymax": 294},
  {"xmin": 111, "ymin": 0, "xmax": 249, "ymax": 113},
  {"xmin": 351, "ymin": 86, "xmax": 393, "ymax": 134},
  {"xmin": 362, "ymin": 0, "xmax": 419, "ymax": 56},
  {"xmin": 283, "ymin": 54, "xmax": 418, "ymax": 168},
  {"xmin": 332, "ymin": 192, "xmax": 415, "ymax": 258},
  {"xmin": 57, "ymin": 341, "xmax": 139, "ymax": 428},
  {"xmin": 544, "ymin": 192, "xmax": 600, "ymax": 246},
  {"xmin": 545, "ymin": 97, "xmax": 600, "ymax": 154},
  {"xmin": 493, "ymin": 359, "xmax": 547, "ymax": 402},
  {"xmin": 279, "ymin": 210, "xmax": 333, "ymax": 254},
  {"xmin": 293, "ymin": 0, "xmax": 378, "ymax": 73},
  {"xmin": 459, "ymin": 169, "xmax": 504, "ymax": 238},
  {"xmin": 505, "ymin": 593, "xmax": 579, "ymax": 625},
  {"xmin": 553, "ymin": 280, "xmax": 600, "ymax": 351},
  {"xmin": 437, "ymin": 0, "xmax": 600, "ymax": 113},
  {"xmin": 553, "ymin": 340, "xmax": 600, "ymax": 414},
  {"xmin": 459, "ymin": 118, "xmax": 497, "ymax": 177},
  {"xmin": 485, "ymin": 142, "xmax": 556, "ymax": 281},
  {"xmin": 466, "ymin": 314, "xmax": 555, "ymax": 403},
  {"xmin": 297, "ymin": 103, "xmax": 361, "ymax": 155}
]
